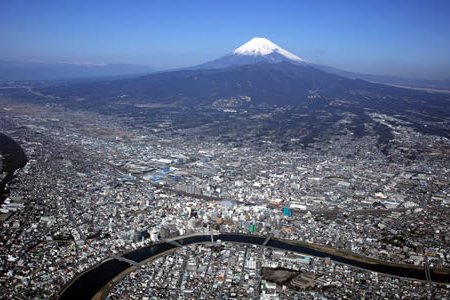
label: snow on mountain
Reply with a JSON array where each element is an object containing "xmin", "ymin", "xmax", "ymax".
[
  {"xmin": 233, "ymin": 37, "xmax": 304, "ymax": 62},
  {"xmin": 191, "ymin": 37, "xmax": 307, "ymax": 70}
]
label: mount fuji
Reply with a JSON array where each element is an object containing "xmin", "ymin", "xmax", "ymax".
[
  {"xmin": 192, "ymin": 38, "xmax": 450, "ymax": 90},
  {"xmin": 37, "ymin": 37, "xmax": 450, "ymax": 132},
  {"xmin": 193, "ymin": 37, "xmax": 307, "ymax": 70},
  {"xmin": 7, "ymin": 37, "xmax": 448, "ymax": 151}
]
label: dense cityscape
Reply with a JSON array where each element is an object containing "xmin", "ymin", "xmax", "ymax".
[
  {"xmin": 2, "ymin": 2, "xmax": 450, "ymax": 298},
  {"xmin": 0, "ymin": 96, "xmax": 449, "ymax": 299}
]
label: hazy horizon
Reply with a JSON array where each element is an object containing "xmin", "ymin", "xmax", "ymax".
[{"xmin": 1, "ymin": 0, "xmax": 450, "ymax": 79}]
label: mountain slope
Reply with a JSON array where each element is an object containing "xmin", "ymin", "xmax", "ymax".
[
  {"xmin": 4, "ymin": 37, "xmax": 448, "ymax": 147},
  {"xmin": 193, "ymin": 37, "xmax": 306, "ymax": 70},
  {"xmin": 192, "ymin": 37, "xmax": 450, "ymax": 90},
  {"xmin": 40, "ymin": 61, "xmax": 434, "ymax": 109},
  {"xmin": 34, "ymin": 36, "xmax": 449, "ymax": 115},
  {"xmin": 233, "ymin": 37, "xmax": 303, "ymax": 61}
]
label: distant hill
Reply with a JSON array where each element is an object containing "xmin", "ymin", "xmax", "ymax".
[{"xmin": 0, "ymin": 60, "xmax": 154, "ymax": 81}]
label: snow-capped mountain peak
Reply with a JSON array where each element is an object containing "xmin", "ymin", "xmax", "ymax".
[
  {"xmin": 233, "ymin": 37, "xmax": 304, "ymax": 62},
  {"xmin": 191, "ymin": 37, "xmax": 307, "ymax": 70}
]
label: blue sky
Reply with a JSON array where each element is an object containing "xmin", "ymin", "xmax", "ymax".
[{"xmin": 1, "ymin": 0, "xmax": 450, "ymax": 79}]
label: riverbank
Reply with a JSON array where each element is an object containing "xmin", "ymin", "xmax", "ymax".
[
  {"xmin": 0, "ymin": 133, "xmax": 28, "ymax": 204},
  {"xmin": 58, "ymin": 233, "xmax": 450, "ymax": 300}
]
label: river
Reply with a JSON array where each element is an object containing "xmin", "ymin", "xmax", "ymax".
[
  {"xmin": 58, "ymin": 233, "xmax": 450, "ymax": 300},
  {"xmin": 0, "ymin": 132, "xmax": 28, "ymax": 204}
]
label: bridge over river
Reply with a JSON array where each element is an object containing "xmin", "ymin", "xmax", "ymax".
[{"xmin": 58, "ymin": 232, "xmax": 450, "ymax": 300}]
